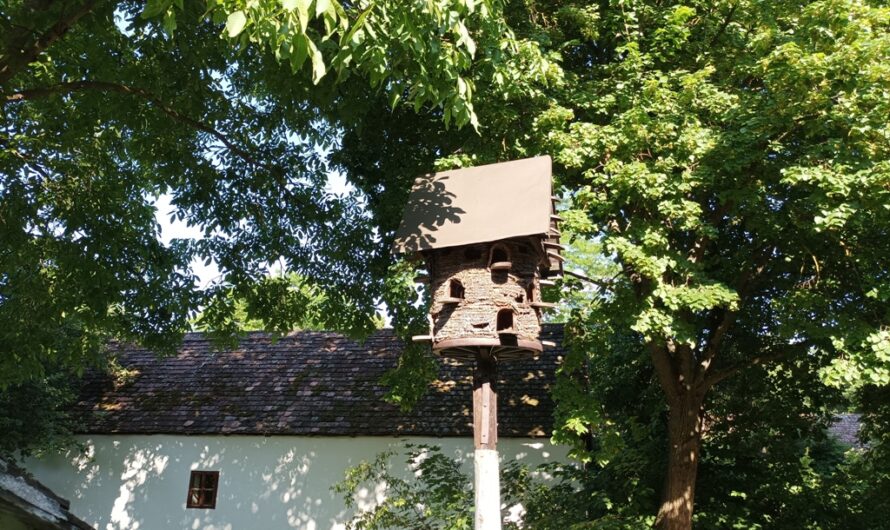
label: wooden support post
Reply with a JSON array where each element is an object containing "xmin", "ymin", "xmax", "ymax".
[
  {"xmin": 473, "ymin": 349, "xmax": 501, "ymax": 530},
  {"xmin": 473, "ymin": 351, "xmax": 498, "ymax": 450}
]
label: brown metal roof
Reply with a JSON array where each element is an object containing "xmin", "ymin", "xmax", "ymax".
[
  {"xmin": 72, "ymin": 325, "xmax": 565, "ymax": 437},
  {"xmin": 393, "ymin": 156, "xmax": 553, "ymax": 253}
]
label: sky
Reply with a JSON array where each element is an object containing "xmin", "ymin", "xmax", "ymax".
[{"xmin": 152, "ymin": 194, "xmax": 221, "ymax": 288}]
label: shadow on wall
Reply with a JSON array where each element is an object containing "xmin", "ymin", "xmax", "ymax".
[{"xmin": 29, "ymin": 435, "xmax": 564, "ymax": 530}]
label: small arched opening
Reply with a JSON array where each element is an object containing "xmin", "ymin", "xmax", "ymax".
[
  {"xmin": 526, "ymin": 282, "xmax": 535, "ymax": 303},
  {"xmin": 496, "ymin": 309, "xmax": 514, "ymax": 332},
  {"xmin": 489, "ymin": 244, "xmax": 511, "ymax": 270},
  {"xmin": 449, "ymin": 278, "xmax": 465, "ymax": 299}
]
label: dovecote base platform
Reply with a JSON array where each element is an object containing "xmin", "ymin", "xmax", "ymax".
[{"xmin": 433, "ymin": 338, "xmax": 543, "ymax": 362}]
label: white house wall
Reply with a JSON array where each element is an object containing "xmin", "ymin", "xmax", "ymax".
[{"xmin": 26, "ymin": 435, "xmax": 567, "ymax": 530}]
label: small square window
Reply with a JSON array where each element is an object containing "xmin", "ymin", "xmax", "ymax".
[{"xmin": 186, "ymin": 470, "xmax": 219, "ymax": 509}]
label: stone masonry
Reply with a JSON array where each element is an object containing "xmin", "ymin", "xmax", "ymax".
[{"xmin": 424, "ymin": 238, "xmax": 545, "ymax": 344}]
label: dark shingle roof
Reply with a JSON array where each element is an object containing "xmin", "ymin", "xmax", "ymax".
[
  {"xmin": 74, "ymin": 325, "xmax": 565, "ymax": 438},
  {"xmin": 830, "ymin": 413, "xmax": 863, "ymax": 449},
  {"xmin": 0, "ymin": 459, "xmax": 94, "ymax": 529}
]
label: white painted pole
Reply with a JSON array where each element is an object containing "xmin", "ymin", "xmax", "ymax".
[{"xmin": 474, "ymin": 448, "xmax": 502, "ymax": 530}]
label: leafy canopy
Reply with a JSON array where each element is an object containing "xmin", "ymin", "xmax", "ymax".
[
  {"xmin": 0, "ymin": 0, "xmax": 539, "ymax": 386},
  {"xmin": 329, "ymin": 0, "xmax": 890, "ymax": 526},
  {"xmin": 2, "ymin": 0, "xmax": 889, "ymax": 525}
]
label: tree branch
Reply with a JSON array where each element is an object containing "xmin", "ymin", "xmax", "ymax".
[
  {"xmin": 704, "ymin": 341, "xmax": 810, "ymax": 388},
  {"xmin": 6, "ymin": 147, "xmax": 53, "ymax": 181},
  {"xmin": 695, "ymin": 308, "xmax": 736, "ymax": 380},
  {"xmin": 562, "ymin": 269, "xmax": 619, "ymax": 291},
  {"xmin": 695, "ymin": 246, "xmax": 773, "ymax": 382},
  {"xmin": 689, "ymin": 199, "xmax": 732, "ymax": 265},
  {"xmin": 0, "ymin": 0, "xmax": 98, "ymax": 85},
  {"xmin": 649, "ymin": 343, "xmax": 681, "ymax": 404},
  {"xmin": 708, "ymin": 3, "xmax": 737, "ymax": 48},
  {"xmin": 4, "ymin": 80, "xmax": 276, "ymax": 171},
  {"xmin": 734, "ymin": 247, "xmax": 772, "ymax": 296}
]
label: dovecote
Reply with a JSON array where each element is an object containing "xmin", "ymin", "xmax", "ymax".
[{"xmin": 393, "ymin": 156, "xmax": 562, "ymax": 361}]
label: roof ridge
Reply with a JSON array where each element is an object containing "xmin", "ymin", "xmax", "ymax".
[
  {"xmin": 179, "ymin": 328, "xmax": 400, "ymax": 340},
  {"xmin": 179, "ymin": 324, "xmax": 564, "ymax": 337}
]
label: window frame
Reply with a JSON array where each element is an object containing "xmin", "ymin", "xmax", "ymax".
[{"xmin": 186, "ymin": 470, "xmax": 220, "ymax": 509}]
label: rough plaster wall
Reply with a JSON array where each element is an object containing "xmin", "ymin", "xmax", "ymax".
[
  {"xmin": 428, "ymin": 239, "xmax": 543, "ymax": 343},
  {"xmin": 26, "ymin": 435, "xmax": 568, "ymax": 530}
]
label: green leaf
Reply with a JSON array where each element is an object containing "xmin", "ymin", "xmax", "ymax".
[
  {"xmin": 389, "ymin": 89, "xmax": 401, "ymax": 110},
  {"xmin": 296, "ymin": 0, "xmax": 311, "ymax": 32},
  {"xmin": 315, "ymin": 0, "xmax": 332, "ymax": 17},
  {"xmin": 291, "ymin": 33, "xmax": 309, "ymax": 70},
  {"xmin": 309, "ymin": 40, "xmax": 326, "ymax": 83},
  {"xmin": 141, "ymin": 0, "xmax": 172, "ymax": 19},
  {"xmin": 339, "ymin": 7, "xmax": 371, "ymax": 47},
  {"xmin": 225, "ymin": 10, "xmax": 247, "ymax": 38},
  {"xmin": 162, "ymin": 10, "xmax": 177, "ymax": 34}
]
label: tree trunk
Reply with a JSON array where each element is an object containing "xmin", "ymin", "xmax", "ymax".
[{"xmin": 655, "ymin": 391, "xmax": 705, "ymax": 530}]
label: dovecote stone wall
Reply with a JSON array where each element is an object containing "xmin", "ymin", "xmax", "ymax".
[{"xmin": 425, "ymin": 238, "xmax": 542, "ymax": 345}]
